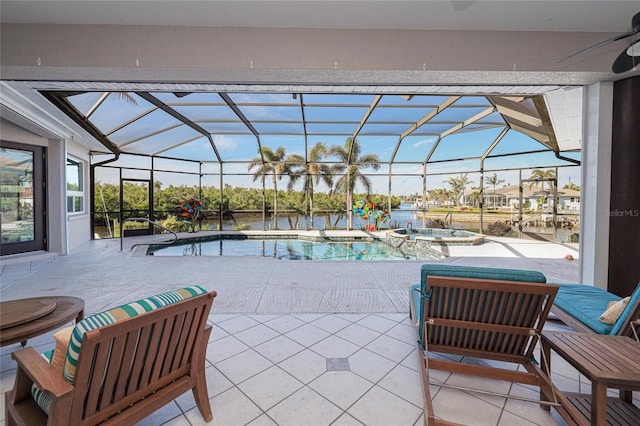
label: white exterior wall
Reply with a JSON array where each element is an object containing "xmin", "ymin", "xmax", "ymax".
[
  {"xmin": 66, "ymin": 139, "xmax": 92, "ymax": 252},
  {"xmin": 579, "ymin": 82, "xmax": 613, "ymax": 289},
  {"xmin": 558, "ymin": 196, "xmax": 580, "ymax": 211},
  {"xmin": 47, "ymin": 139, "xmax": 66, "ymax": 255}
]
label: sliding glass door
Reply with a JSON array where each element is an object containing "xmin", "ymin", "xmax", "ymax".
[{"xmin": 1, "ymin": 141, "xmax": 46, "ymax": 255}]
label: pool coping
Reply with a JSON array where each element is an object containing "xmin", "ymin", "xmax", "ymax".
[{"xmin": 131, "ymin": 229, "xmax": 487, "ymax": 259}]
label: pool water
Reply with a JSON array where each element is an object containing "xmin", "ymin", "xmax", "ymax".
[{"xmin": 147, "ymin": 238, "xmax": 427, "ymax": 260}]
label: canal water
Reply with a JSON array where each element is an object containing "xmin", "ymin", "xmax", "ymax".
[
  {"xmin": 213, "ymin": 204, "xmax": 575, "ymax": 242},
  {"xmin": 99, "ymin": 204, "xmax": 576, "ymax": 242}
]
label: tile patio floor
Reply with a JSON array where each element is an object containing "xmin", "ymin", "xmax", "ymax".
[{"xmin": 1, "ymin": 234, "xmax": 636, "ymax": 425}]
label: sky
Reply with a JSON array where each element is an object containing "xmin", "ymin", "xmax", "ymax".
[{"xmin": 76, "ymin": 91, "xmax": 583, "ymax": 196}]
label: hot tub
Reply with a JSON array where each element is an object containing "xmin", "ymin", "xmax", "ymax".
[{"xmin": 386, "ymin": 227, "xmax": 485, "ymax": 248}]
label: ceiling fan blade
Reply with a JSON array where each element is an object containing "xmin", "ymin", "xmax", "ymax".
[
  {"xmin": 611, "ymin": 40, "xmax": 640, "ymax": 74},
  {"xmin": 633, "ymin": 11, "xmax": 640, "ymax": 32},
  {"xmin": 559, "ymin": 30, "xmax": 637, "ymax": 63},
  {"xmin": 612, "ymin": 40, "xmax": 640, "ymax": 74}
]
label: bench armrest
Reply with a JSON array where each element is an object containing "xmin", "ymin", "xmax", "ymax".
[{"xmin": 12, "ymin": 347, "xmax": 74, "ymax": 398}]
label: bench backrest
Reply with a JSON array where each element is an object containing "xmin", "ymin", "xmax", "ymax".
[
  {"xmin": 611, "ymin": 281, "xmax": 640, "ymax": 336},
  {"xmin": 69, "ymin": 290, "xmax": 214, "ymax": 424},
  {"xmin": 64, "ymin": 286, "xmax": 208, "ymax": 384},
  {"xmin": 416, "ymin": 265, "xmax": 548, "ymax": 350},
  {"xmin": 422, "ymin": 276, "xmax": 558, "ymax": 359}
]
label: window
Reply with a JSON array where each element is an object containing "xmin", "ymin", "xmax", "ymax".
[{"xmin": 66, "ymin": 157, "xmax": 84, "ymax": 213}]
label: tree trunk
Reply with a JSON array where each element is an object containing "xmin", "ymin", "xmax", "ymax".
[
  {"xmin": 309, "ymin": 189, "xmax": 314, "ymax": 230},
  {"xmin": 347, "ymin": 190, "xmax": 353, "ymax": 230},
  {"xmin": 272, "ymin": 175, "xmax": 278, "ymax": 229}
]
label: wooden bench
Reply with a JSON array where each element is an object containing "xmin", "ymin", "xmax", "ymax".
[
  {"xmin": 409, "ymin": 265, "xmax": 563, "ymax": 425},
  {"xmin": 551, "ymin": 281, "xmax": 640, "ymax": 337},
  {"xmin": 5, "ymin": 286, "xmax": 216, "ymax": 425}
]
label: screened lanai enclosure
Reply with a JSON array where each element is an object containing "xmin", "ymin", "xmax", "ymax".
[{"xmin": 41, "ymin": 83, "xmax": 582, "ymax": 240}]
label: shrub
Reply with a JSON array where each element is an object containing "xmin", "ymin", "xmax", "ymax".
[
  {"xmin": 485, "ymin": 221, "xmax": 516, "ymax": 237},
  {"xmin": 427, "ymin": 219, "xmax": 446, "ymax": 229},
  {"xmin": 233, "ymin": 224, "xmax": 252, "ymax": 231},
  {"xmin": 156, "ymin": 216, "xmax": 191, "ymax": 233}
]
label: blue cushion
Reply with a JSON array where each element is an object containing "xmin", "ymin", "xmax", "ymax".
[
  {"xmin": 553, "ymin": 284, "xmax": 620, "ymax": 334},
  {"xmin": 610, "ymin": 281, "xmax": 640, "ymax": 336},
  {"xmin": 411, "ymin": 283, "xmax": 421, "ymax": 322},
  {"xmin": 420, "ymin": 264, "xmax": 547, "ymax": 286}
]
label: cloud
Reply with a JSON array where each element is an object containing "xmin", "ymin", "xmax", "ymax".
[
  {"xmin": 211, "ymin": 134, "xmax": 237, "ymax": 150},
  {"xmin": 412, "ymin": 137, "xmax": 436, "ymax": 148}
]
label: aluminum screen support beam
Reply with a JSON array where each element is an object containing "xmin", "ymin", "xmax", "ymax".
[
  {"xmin": 299, "ymin": 94, "xmax": 311, "ymax": 230},
  {"xmin": 135, "ymin": 92, "xmax": 223, "ymax": 163},
  {"xmin": 479, "ymin": 127, "xmax": 508, "ymax": 233},
  {"xmin": 519, "ymin": 176, "xmax": 558, "ymax": 240},
  {"xmin": 346, "ymin": 95, "xmax": 382, "ymax": 230},
  {"xmin": 219, "ymin": 92, "xmax": 268, "ymax": 229}
]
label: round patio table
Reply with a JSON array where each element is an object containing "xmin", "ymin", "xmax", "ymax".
[{"xmin": 0, "ymin": 296, "xmax": 85, "ymax": 347}]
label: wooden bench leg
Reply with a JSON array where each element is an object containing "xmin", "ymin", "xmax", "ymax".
[
  {"xmin": 193, "ymin": 326, "xmax": 213, "ymax": 422},
  {"xmin": 5, "ymin": 390, "xmax": 16, "ymax": 426},
  {"xmin": 193, "ymin": 373, "xmax": 212, "ymax": 422},
  {"xmin": 592, "ymin": 382, "xmax": 607, "ymax": 426},
  {"xmin": 620, "ymin": 389, "xmax": 633, "ymax": 403},
  {"xmin": 540, "ymin": 341, "xmax": 551, "ymax": 411}
]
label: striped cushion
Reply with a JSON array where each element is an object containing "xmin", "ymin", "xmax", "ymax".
[
  {"xmin": 64, "ymin": 286, "xmax": 207, "ymax": 383},
  {"xmin": 31, "ymin": 286, "xmax": 208, "ymax": 416},
  {"xmin": 32, "ymin": 351, "xmax": 55, "ymax": 415}
]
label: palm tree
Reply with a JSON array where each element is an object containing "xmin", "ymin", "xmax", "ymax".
[
  {"xmin": 528, "ymin": 169, "xmax": 556, "ymax": 211},
  {"xmin": 468, "ymin": 188, "xmax": 481, "ymax": 208},
  {"xmin": 444, "ymin": 173, "xmax": 471, "ymax": 206},
  {"xmin": 287, "ymin": 142, "xmax": 335, "ymax": 229},
  {"xmin": 484, "ymin": 173, "xmax": 505, "ymax": 208},
  {"xmin": 111, "ymin": 92, "xmax": 138, "ymax": 105},
  {"xmin": 563, "ymin": 180, "xmax": 580, "ymax": 191},
  {"xmin": 330, "ymin": 137, "xmax": 380, "ymax": 229},
  {"xmin": 248, "ymin": 146, "xmax": 297, "ymax": 229},
  {"xmin": 428, "ymin": 188, "xmax": 453, "ymax": 207}
]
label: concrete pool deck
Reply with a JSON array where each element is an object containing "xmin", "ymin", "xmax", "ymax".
[
  {"xmin": 0, "ymin": 234, "xmax": 601, "ymax": 426},
  {"xmin": 1, "ymin": 232, "xmax": 580, "ymax": 314}
]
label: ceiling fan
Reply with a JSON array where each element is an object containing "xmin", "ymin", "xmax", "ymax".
[{"xmin": 559, "ymin": 10, "xmax": 640, "ymax": 74}]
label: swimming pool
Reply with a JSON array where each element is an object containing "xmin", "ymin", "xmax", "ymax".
[{"xmin": 146, "ymin": 234, "xmax": 440, "ymax": 260}]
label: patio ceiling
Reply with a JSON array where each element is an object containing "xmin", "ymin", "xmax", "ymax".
[{"xmin": 40, "ymin": 83, "xmax": 582, "ymax": 171}]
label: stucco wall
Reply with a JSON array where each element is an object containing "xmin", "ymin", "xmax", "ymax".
[{"xmin": 66, "ymin": 139, "xmax": 92, "ymax": 252}]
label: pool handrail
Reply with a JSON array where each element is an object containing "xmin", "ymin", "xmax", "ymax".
[
  {"xmin": 444, "ymin": 212, "xmax": 453, "ymax": 229},
  {"xmin": 120, "ymin": 217, "xmax": 178, "ymax": 251}
]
